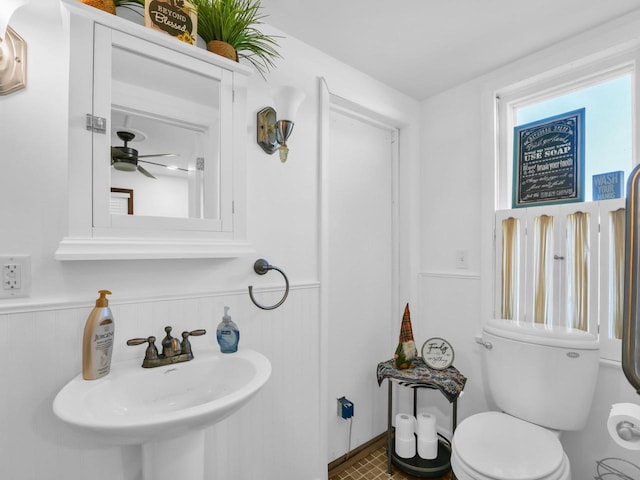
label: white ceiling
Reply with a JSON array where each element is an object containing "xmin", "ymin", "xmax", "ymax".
[
  {"xmin": 111, "ymin": 110, "xmax": 197, "ymax": 177},
  {"xmin": 261, "ymin": 0, "xmax": 640, "ymax": 100}
]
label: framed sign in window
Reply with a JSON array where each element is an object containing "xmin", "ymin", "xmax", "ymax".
[{"xmin": 512, "ymin": 108, "xmax": 585, "ymax": 208}]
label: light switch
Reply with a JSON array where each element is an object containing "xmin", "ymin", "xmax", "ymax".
[{"xmin": 455, "ymin": 249, "xmax": 469, "ymax": 269}]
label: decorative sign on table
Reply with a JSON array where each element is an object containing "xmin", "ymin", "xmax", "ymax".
[
  {"xmin": 593, "ymin": 171, "xmax": 624, "ymax": 200},
  {"xmin": 145, "ymin": 0, "xmax": 197, "ymax": 45},
  {"xmin": 421, "ymin": 337, "xmax": 455, "ymax": 370},
  {"xmin": 512, "ymin": 108, "xmax": 585, "ymax": 208}
]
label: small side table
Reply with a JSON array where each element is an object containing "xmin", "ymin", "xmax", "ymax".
[{"xmin": 377, "ymin": 358, "xmax": 466, "ymax": 477}]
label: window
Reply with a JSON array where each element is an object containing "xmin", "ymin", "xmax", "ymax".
[
  {"xmin": 516, "ymin": 75, "xmax": 632, "ymax": 202},
  {"xmin": 495, "ymin": 59, "xmax": 635, "ymax": 361}
]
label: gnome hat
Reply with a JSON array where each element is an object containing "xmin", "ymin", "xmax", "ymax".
[
  {"xmin": 394, "ymin": 303, "xmax": 417, "ymax": 369},
  {"xmin": 399, "ymin": 303, "xmax": 414, "ymax": 343}
]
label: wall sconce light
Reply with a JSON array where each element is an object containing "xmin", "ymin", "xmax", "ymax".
[
  {"xmin": 256, "ymin": 86, "xmax": 306, "ymax": 163},
  {"xmin": 0, "ymin": 0, "xmax": 28, "ymax": 96}
]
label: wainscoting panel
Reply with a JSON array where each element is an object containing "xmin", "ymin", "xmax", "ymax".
[{"xmin": 0, "ymin": 284, "xmax": 321, "ymax": 480}]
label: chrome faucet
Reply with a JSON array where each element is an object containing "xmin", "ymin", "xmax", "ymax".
[{"xmin": 127, "ymin": 326, "xmax": 206, "ymax": 368}]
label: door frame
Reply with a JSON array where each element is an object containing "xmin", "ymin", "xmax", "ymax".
[{"xmin": 318, "ymin": 77, "xmax": 401, "ymax": 471}]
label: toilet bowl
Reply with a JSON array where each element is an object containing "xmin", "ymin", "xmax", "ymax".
[{"xmin": 451, "ymin": 412, "xmax": 570, "ymax": 480}]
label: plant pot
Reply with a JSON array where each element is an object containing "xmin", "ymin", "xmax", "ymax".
[
  {"xmin": 206, "ymin": 41, "xmax": 238, "ymax": 62},
  {"xmin": 79, "ymin": 0, "xmax": 116, "ymax": 14}
]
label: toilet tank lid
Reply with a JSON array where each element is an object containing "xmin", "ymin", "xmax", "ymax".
[{"xmin": 484, "ymin": 319, "xmax": 599, "ymax": 350}]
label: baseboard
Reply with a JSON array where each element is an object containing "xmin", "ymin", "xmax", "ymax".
[{"xmin": 327, "ymin": 432, "xmax": 387, "ymax": 478}]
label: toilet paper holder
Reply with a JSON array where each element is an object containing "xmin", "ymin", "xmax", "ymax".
[
  {"xmin": 608, "ymin": 403, "xmax": 640, "ymax": 450},
  {"xmin": 616, "ymin": 421, "xmax": 640, "ymax": 441}
]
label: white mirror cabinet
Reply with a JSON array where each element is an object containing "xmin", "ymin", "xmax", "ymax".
[{"xmin": 56, "ymin": 0, "xmax": 253, "ymax": 260}]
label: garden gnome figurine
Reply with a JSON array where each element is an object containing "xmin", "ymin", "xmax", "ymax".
[{"xmin": 394, "ymin": 303, "xmax": 417, "ymax": 369}]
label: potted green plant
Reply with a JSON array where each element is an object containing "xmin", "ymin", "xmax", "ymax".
[{"xmin": 191, "ymin": 0, "xmax": 281, "ymax": 76}]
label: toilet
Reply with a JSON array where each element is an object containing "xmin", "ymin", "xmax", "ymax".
[{"xmin": 451, "ymin": 319, "xmax": 600, "ymax": 480}]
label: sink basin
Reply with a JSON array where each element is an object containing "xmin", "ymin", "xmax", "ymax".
[
  {"xmin": 54, "ymin": 347, "xmax": 271, "ymax": 443},
  {"xmin": 53, "ymin": 347, "xmax": 271, "ymax": 480}
]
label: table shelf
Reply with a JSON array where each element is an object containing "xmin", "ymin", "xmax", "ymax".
[{"xmin": 377, "ymin": 358, "xmax": 466, "ymax": 478}]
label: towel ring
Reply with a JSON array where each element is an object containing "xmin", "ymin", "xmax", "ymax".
[{"xmin": 248, "ymin": 259, "xmax": 290, "ymax": 310}]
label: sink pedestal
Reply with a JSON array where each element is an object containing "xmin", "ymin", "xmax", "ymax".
[
  {"xmin": 142, "ymin": 430, "xmax": 205, "ymax": 480},
  {"xmin": 53, "ymin": 348, "xmax": 271, "ymax": 480}
]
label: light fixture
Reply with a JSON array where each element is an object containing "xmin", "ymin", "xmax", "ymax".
[
  {"xmin": 0, "ymin": 0, "xmax": 28, "ymax": 95},
  {"xmin": 0, "ymin": 0, "xmax": 28, "ymax": 96},
  {"xmin": 256, "ymin": 86, "xmax": 305, "ymax": 163}
]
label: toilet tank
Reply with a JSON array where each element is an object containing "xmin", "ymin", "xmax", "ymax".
[{"xmin": 482, "ymin": 319, "xmax": 599, "ymax": 431}]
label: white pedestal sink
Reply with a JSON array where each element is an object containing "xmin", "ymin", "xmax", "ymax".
[{"xmin": 53, "ymin": 347, "xmax": 271, "ymax": 480}]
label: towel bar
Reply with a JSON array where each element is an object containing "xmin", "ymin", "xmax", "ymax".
[{"xmin": 248, "ymin": 259, "xmax": 289, "ymax": 310}]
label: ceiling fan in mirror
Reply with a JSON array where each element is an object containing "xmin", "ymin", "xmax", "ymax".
[{"xmin": 111, "ymin": 131, "xmax": 184, "ymax": 179}]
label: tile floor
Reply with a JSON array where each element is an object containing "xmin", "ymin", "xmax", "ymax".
[{"xmin": 329, "ymin": 446, "xmax": 453, "ymax": 480}]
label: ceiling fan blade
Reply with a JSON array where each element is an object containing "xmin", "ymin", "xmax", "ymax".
[
  {"xmin": 136, "ymin": 153, "xmax": 178, "ymax": 159},
  {"xmin": 139, "ymin": 159, "xmax": 189, "ymax": 172},
  {"xmin": 137, "ymin": 165, "xmax": 157, "ymax": 179}
]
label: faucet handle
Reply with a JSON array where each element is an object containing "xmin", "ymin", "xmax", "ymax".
[
  {"xmin": 127, "ymin": 336, "xmax": 159, "ymax": 362},
  {"xmin": 180, "ymin": 329, "xmax": 207, "ymax": 355}
]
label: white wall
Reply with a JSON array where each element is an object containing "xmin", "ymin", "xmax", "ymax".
[
  {"xmin": 417, "ymin": 81, "xmax": 488, "ymax": 432},
  {"xmin": 111, "ymin": 169, "xmax": 189, "ymax": 218},
  {"xmin": 10, "ymin": 1, "xmax": 639, "ymax": 477},
  {"xmin": 0, "ymin": 2, "xmax": 420, "ymax": 480},
  {"xmin": 419, "ymin": 10, "xmax": 640, "ymax": 478}
]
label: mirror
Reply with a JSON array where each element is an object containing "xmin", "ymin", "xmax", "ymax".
[
  {"xmin": 106, "ymin": 34, "xmax": 221, "ymax": 223},
  {"xmin": 624, "ymin": 163, "xmax": 640, "ymax": 394}
]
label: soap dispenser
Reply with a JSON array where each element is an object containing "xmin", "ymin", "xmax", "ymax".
[
  {"xmin": 216, "ymin": 306, "xmax": 239, "ymax": 353},
  {"xmin": 82, "ymin": 290, "xmax": 115, "ymax": 380}
]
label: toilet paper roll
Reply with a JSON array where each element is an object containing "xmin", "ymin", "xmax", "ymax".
[
  {"xmin": 416, "ymin": 412, "xmax": 437, "ymax": 442},
  {"xmin": 395, "ymin": 413, "xmax": 416, "ymax": 440},
  {"xmin": 417, "ymin": 437, "xmax": 438, "ymax": 460},
  {"xmin": 607, "ymin": 402, "xmax": 640, "ymax": 450},
  {"xmin": 395, "ymin": 436, "xmax": 416, "ymax": 458}
]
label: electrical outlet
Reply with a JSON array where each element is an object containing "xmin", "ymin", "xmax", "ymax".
[
  {"xmin": 0, "ymin": 255, "xmax": 31, "ymax": 299},
  {"xmin": 337, "ymin": 396, "xmax": 354, "ymax": 419}
]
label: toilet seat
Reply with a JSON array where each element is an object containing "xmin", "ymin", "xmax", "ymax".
[{"xmin": 451, "ymin": 412, "xmax": 570, "ymax": 480}]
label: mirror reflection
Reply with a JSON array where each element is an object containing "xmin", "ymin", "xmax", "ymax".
[{"xmin": 109, "ymin": 110, "xmax": 207, "ymax": 219}]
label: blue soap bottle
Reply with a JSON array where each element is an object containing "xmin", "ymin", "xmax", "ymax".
[{"xmin": 216, "ymin": 306, "xmax": 239, "ymax": 353}]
